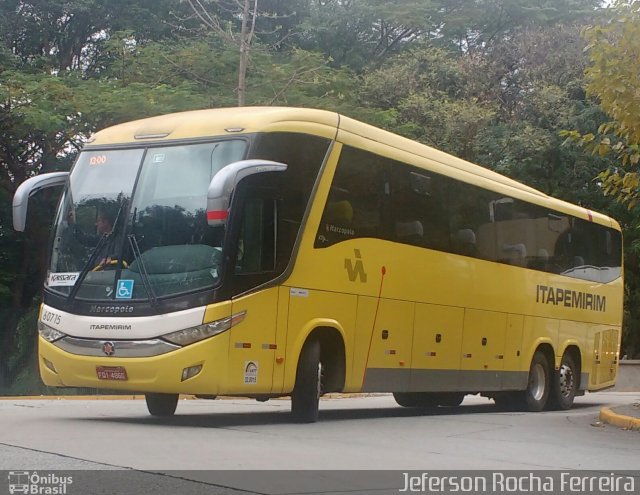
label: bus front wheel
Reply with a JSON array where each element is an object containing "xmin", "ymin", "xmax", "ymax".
[
  {"xmin": 291, "ymin": 338, "xmax": 322, "ymax": 423},
  {"xmin": 145, "ymin": 393, "xmax": 179, "ymax": 417}
]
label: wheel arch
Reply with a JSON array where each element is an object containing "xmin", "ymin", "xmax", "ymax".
[
  {"xmin": 524, "ymin": 339, "xmax": 555, "ymax": 373},
  {"xmin": 535, "ymin": 342, "xmax": 555, "ymax": 371},
  {"xmin": 285, "ymin": 319, "xmax": 347, "ymax": 393}
]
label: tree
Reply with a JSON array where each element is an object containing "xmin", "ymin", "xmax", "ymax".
[
  {"xmin": 0, "ymin": 0, "xmax": 209, "ymax": 392},
  {"xmin": 184, "ymin": 0, "xmax": 259, "ymax": 106},
  {"xmin": 562, "ymin": 0, "xmax": 640, "ymax": 208}
]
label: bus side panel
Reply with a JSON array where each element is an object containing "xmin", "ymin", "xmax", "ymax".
[
  {"xmin": 270, "ymin": 285, "xmax": 292, "ymax": 394},
  {"xmin": 502, "ymin": 314, "xmax": 525, "ymax": 388},
  {"xmin": 350, "ymin": 296, "xmax": 376, "ymax": 392},
  {"xmin": 227, "ymin": 287, "xmax": 279, "ymax": 394},
  {"xmin": 360, "ymin": 298, "xmax": 414, "ymax": 392},
  {"xmin": 460, "ymin": 309, "xmax": 507, "ymax": 390},
  {"xmin": 408, "ymin": 303, "xmax": 464, "ymax": 392}
]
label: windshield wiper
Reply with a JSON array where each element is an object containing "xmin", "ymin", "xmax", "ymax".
[
  {"xmin": 128, "ymin": 233, "xmax": 160, "ymax": 308},
  {"xmin": 66, "ymin": 232, "xmax": 110, "ymax": 307},
  {"xmin": 66, "ymin": 199, "xmax": 128, "ymax": 308}
]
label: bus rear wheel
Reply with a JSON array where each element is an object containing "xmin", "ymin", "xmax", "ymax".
[
  {"xmin": 145, "ymin": 393, "xmax": 179, "ymax": 417},
  {"xmin": 291, "ymin": 338, "xmax": 322, "ymax": 423},
  {"xmin": 548, "ymin": 353, "xmax": 578, "ymax": 410},
  {"xmin": 521, "ymin": 350, "xmax": 551, "ymax": 412}
]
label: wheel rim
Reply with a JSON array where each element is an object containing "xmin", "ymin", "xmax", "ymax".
[
  {"xmin": 559, "ymin": 363, "xmax": 574, "ymax": 398},
  {"xmin": 530, "ymin": 363, "xmax": 546, "ymax": 401}
]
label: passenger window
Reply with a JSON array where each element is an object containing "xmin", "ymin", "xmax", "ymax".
[
  {"xmin": 316, "ymin": 146, "xmax": 388, "ymax": 247},
  {"xmin": 448, "ymin": 182, "xmax": 497, "ymax": 260},
  {"xmin": 390, "ymin": 165, "xmax": 449, "ymax": 251}
]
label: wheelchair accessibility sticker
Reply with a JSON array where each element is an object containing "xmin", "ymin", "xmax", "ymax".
[{"xmin": 116, "ymin": 279, "xmax": 134, "ymax": 300}]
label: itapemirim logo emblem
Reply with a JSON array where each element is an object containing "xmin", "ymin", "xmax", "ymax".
[
  {"xmin": 7, "ymin": 471, "xmax": 73, "ymax": 494},
  {"xmin": 344, "ymin": 249, "xmax": 367, "ymax": 283}
]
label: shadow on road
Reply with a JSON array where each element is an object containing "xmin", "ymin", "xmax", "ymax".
[{"xmin": 67, "ymin": 398, "xmax": 599, "ymax": 429}]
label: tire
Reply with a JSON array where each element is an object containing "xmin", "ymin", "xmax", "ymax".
[
  {"xmin": 519, "ymin": 350, "xmax": 551, "ymax": 412},
  {"xmin": 145, "ymin": 393, "xmax": 179, "ymax": 417},
  {"xmin": 548, "ymin": 353, "xmax": 578, "ymax": 410},
  {"xmin": 291, "ymin": 339, "xmax": 322, "ymax": 423},
  {"xmin": 393, "ymin": 392, "xmax": 440, "ymax": 408}
]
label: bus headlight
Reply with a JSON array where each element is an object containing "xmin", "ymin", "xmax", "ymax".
[
  {"xmin": 162, "ymin": 311, "xmax": 246, "ymax": 346},
  {"xmin": 38, "ymin": 321, "xmax": 66, "ymax": 343}
]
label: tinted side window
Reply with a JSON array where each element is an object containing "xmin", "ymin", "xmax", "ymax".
[
  {"xmin": 235, "ymin": 198, "xmax": 276, "ymax": 274},
  {"xmin": 226, "ymin": 132, "xmax": 330, "ymax": 296},
  {"xmin": 548, "ymin": 217, "xmax": 622, "ymax": 283},
  {"xmin": 449, "ymin": 181, "xmax": 500, "ymax": 260},
  {"xmin": 313, "ymin": 145, "xmax": 621, "ymax": 283},
  {"xmin": 315, "ymin": 146, "xmax": 388, "ymax": 247},
  {"xmin": 390, "ymin": 164, "xmax": 450, "ymax": 251},
  {"xmin": 250, "ymin": 132, "xmax": 330, "ymax": 269}
]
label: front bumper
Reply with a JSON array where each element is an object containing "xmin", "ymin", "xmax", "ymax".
[{"xmin": 38, "ymin": 333, "xmax": 230, "ymax": 395}]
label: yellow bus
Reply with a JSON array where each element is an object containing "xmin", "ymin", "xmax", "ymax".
[{"xmin": 13, "ymin": 107, "xmax": 623, "ymax": 422}]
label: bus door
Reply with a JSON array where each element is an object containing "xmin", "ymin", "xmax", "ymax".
[{"xmin": 227, "ymin": 188, "xmax": 281, "ymax": 394}]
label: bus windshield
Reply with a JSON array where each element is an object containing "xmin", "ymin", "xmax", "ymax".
[{"xmin": 48, "ymin": 140, "xmax": 247, "ymax": 301}]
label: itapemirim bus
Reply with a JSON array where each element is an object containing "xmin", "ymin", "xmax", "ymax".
[{"xmin": 13, "ymin": 107, "xmax": 622, "ymax": 422}]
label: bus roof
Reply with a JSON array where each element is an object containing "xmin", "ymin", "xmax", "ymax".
[
  {"xmin": 89, "ymin": 106, "xmax": 340, "ymax": 145},
  {"xmin": 87, "ymin": 106, "xmax": 619, "ymax": 230}
]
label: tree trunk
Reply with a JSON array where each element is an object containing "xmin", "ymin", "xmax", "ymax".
[{"xmin": 238, "ymin": 0, "xmax": 258, "ymax": 107}]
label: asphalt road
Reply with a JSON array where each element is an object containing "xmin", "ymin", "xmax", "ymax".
[{"xmin": 0, "ymin": 392, "xmax": 638, "ymax": 494}]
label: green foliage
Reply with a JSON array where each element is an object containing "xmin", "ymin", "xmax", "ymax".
[
  {"xmin": 562, "ymin": 1, "xmax": 640, "ymax": 208},
  {"xmin": 2, "ymin": 0, "xmax": 640, "ymax": 392}
]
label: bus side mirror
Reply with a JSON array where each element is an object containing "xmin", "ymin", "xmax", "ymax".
[
  {"xmin": 206, "ymin": 159, "xmax": 287, "ymax": 226},
  {"xmin": 13, "ymin": 172, "xmax": 69, "ymax": 232}
]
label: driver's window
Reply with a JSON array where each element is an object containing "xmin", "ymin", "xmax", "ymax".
[{"xmin": 235, "ymin": 198, "xmax": 277, "ymax": 274}]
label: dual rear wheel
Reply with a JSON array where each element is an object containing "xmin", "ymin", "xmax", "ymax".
[
  {"xmin": 494, "ymin": 350, "xmax": 578, "ymax": 412},
  {"xmin": 393, "ymin": 350, "xmax": 579, "ymax": 413}
]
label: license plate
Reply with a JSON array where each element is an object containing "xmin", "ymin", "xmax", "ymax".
[{"xmin": 96, "ymin": 366, "xmax": 128, "ymax": 381}]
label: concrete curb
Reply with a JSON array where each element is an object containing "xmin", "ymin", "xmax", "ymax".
[{"xmin": 599, "ymin": 407, "xmax": 640, "ymax": 431}]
